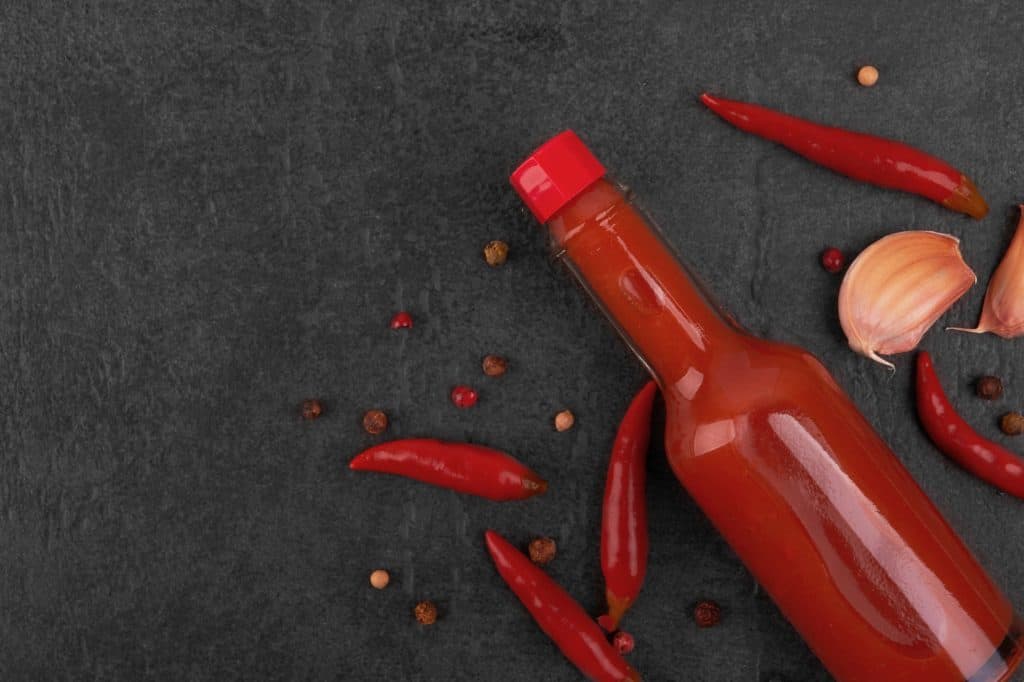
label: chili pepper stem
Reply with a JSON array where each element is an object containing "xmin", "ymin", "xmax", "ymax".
[
  {"xmin": 603, "ymin": 591, "xmax": 632, "ymax": 631},
  {"xmin": 521, "ymin": 478, "xmax": 548, "ymax": 494},
  {"xmin": 942, "ymin": 175, "xmax": 989, "ymax": 220}
]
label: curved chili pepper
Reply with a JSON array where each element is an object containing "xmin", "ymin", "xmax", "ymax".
[
  {"xmin": 349, "ymin": 439, "xmax": 547, "ymax": 501},
  {"xmin": 599, "ymin": 381, "xmax": 656, "ymax": 632},
  {"xmin": 484, "ymin": 530, "xmax": 641, "ymax": 682},
  {"xmin": 916, "ymin": 351, "xmax": 1024, "ymax": 498},
  {"xmin": 700, "ymin": 93, "xmax": 988, "ymax": 219}
]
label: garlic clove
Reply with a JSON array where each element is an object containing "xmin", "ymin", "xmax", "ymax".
[
  {"xmin": 950, "ymin": 205, "xmax": 1024, "ymax": 338},
  {"xmin": 839, "ymin": 231, "xmax": 976, "ymax": 368}
]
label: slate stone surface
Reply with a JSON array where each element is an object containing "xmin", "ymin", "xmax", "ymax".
[{"xmin": 2, "ymin": 1, "xmax": 1024, "ymax": 680}]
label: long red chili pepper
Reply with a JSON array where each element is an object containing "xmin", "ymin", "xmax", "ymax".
[
  {"xmin": 599, "ymin": 381, "xmax": 656, "ymax": 632},
  {"xmin": 916, "ymin": 351, "xmax": 1024, "ymax": 499},
  {"xmin": 700, "ymin": 93, "xmax": 988, "ymax": 219},
  {"xmin": 349, "ymin": 439, "xmax": 547, "ymax": 501},
  {"xmin": 484, "ymin": 530, "xmax": 641, "ymax": 682}
]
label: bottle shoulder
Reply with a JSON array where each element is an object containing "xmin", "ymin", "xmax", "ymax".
[
  {"xmin": 661, "ymin": 335, "xmax": 845, "ymax": 422},
  {"xmin": 661, "ymin": 337, "xmax": 875, "ymax": 472}
]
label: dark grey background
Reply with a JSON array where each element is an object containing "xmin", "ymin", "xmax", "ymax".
[{"xmin": 3, "ymin": 1, "xmax": 1024, "ymax": 680}]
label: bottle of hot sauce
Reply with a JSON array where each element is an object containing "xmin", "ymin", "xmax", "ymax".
[{"xmin": 511, "ymin": 131, "xmax": 1024, "ymax": 682}]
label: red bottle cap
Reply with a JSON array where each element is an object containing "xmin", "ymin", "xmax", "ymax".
[{"xmin": 510, "ymin": 131, "xmax": 606, "ymax": 223}]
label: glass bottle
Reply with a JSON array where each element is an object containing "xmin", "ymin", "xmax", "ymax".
[{"xmin": 510, "ymin": 131, "xmax": 1023, "ymax": 681}]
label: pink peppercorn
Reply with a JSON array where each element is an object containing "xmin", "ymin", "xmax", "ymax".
[
  {"xmin": 301, "ymin": 399, "xmax": 323, "ymax": 420},
  {"xmin": 390, "ymin": 311, "xmax": 413, "ymax": 329},
  {"xmin": 694, "ymin": 600, "xmax": 722, "ymax": 628},
  {"xmin": 450, "ymin": 385, "xmax": 478, "ymax": 408},
  {"xmin": 612, "ymin": 630, "xmax": 635, "ymax": 655},
  {"xmin": 820, "ymin": 247, "xmax": 845, "ymax": 274}
]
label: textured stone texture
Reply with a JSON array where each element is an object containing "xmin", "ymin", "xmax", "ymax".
[{"xmin": 2, "ymin": 1, "xmax": 1023, "ymax": 680}]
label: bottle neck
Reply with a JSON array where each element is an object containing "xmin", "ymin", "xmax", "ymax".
[{"xmin": 547, "ymin": 179, "xmax": 736, "ymax": 392}]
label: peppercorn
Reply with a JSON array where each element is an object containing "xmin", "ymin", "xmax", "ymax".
[
  {"xmin": 1000, "ymin": 412, "xmax": 1024, "ymax": 436},
  {"xmin": 554, "ymin": 410, "xmax": 575, "ymax": 432},
  {"xmin": 693, "ymin": 600, "xmax": 721, "ymax": 628},
  {"xmin": 390, "ymin": 311, "xmax": 413, "ymax": 329},
  {"xmin": 301, "ymin": 399, "xmax": 323, "ymax": 420},
  {"xmin": 370, "ymin": 569, "xmax": 390, "ymax": 589},
  {"xmin": 857, "ymin": 65, "xmax": 879, "ymax": 87},
  {"xmin": 483, "ymin": 240, "xmax": 509, "ymax": 267},
  {"xmin": 612, "ymin": 630, "xmax": 635, "ymax": 655},
  {"xmin": 482, "ymin": 354, "xmax": 508, "ymax": 377},
  {"xmin": 362, "ymin": 409, "xmax": 389, "ymax": 435},
  {"xmin": 414, "ymin": 600, "xmax": 437, "ymax": 625},
  {"xmin": 976, "ymin": 376, "xmax": 1004, "ymax": 401},
  {"xmin": 528, "ymin": 537, "xmax": 556, "ymax": 565},
  {"xmin": 820, "ymin": 247, "xmax": 845, "ymax": 273},
  {"xmin": 450, "ymin": 385, "xmax": 478, "ymax": 408}
]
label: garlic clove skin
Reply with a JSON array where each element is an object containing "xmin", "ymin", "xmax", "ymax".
[
  {"xmin": 839, "ymin": 231, "xmax": 976, "ymax": 368},
  {"xmin": 950, "ymin": 205, "xmax": 1024, "ymax": 338}
]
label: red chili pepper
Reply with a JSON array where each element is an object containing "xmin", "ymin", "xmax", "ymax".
[
  {"xmin": 349, "ymin": 439, "xmax": 547, "ymax": 501},
  {"xmin": 700, "ymin": 93, "xmax": 988, "ymax": 219},
  {"xmin": 599, "ymin": 381, "xmax": 656, "ymax": 632},
  {"xmin": 916, "ymin": 351, "xmax": 1024, "ymax": 499},
  {"xmin": 484, "ymin": 530, "xmax": 641, "ymax": 682}
]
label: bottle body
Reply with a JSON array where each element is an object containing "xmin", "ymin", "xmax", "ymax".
[
  {"xmin": 663, "ymin": 334, "xmax": 1021, "ymax": 681},
  {"xmin": 547, "ymin": 177, "xmax": 1023, "ymax": 681}
]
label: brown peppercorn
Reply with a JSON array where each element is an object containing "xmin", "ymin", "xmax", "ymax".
[
  {"xmin": 976, "ymin": 376, "xmax": 1004, "ymax": 400},
  {"xmin": 301, "ymin": 399, "xmax": 323, "ymax": 420},
  {"xmin": 483, "ymin": 240, "xmax": 509, "ymax": 267},
  {"xmin": 554, "ymin": 410, "xmax": 575, "ymax": 432},
  {"xmin": 362, "ymin": 409, "xmax": 389, "ymax": 435},
  {"xmin": 528, "ymin": 537, "xmax": 557, "ymax": 565},
  {"xmin": 694, "ymin": 600, "xmax": 721, "ymax": 628},
  {"xmin": 414, "ymin": 600, "xmax": 438, "ymax": 625},
  {"xmin": 482, "ymin": 354, "xmax": 508, "ymax": 377},
  {"xmin": 1000, "ymin": 412, "xmax": 1024, "ymax": 436}
]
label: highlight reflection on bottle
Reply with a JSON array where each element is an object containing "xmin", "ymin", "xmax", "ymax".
[{"xmin": 511, "ymin": 131, "xmax": 1024, "ymax": 682}]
